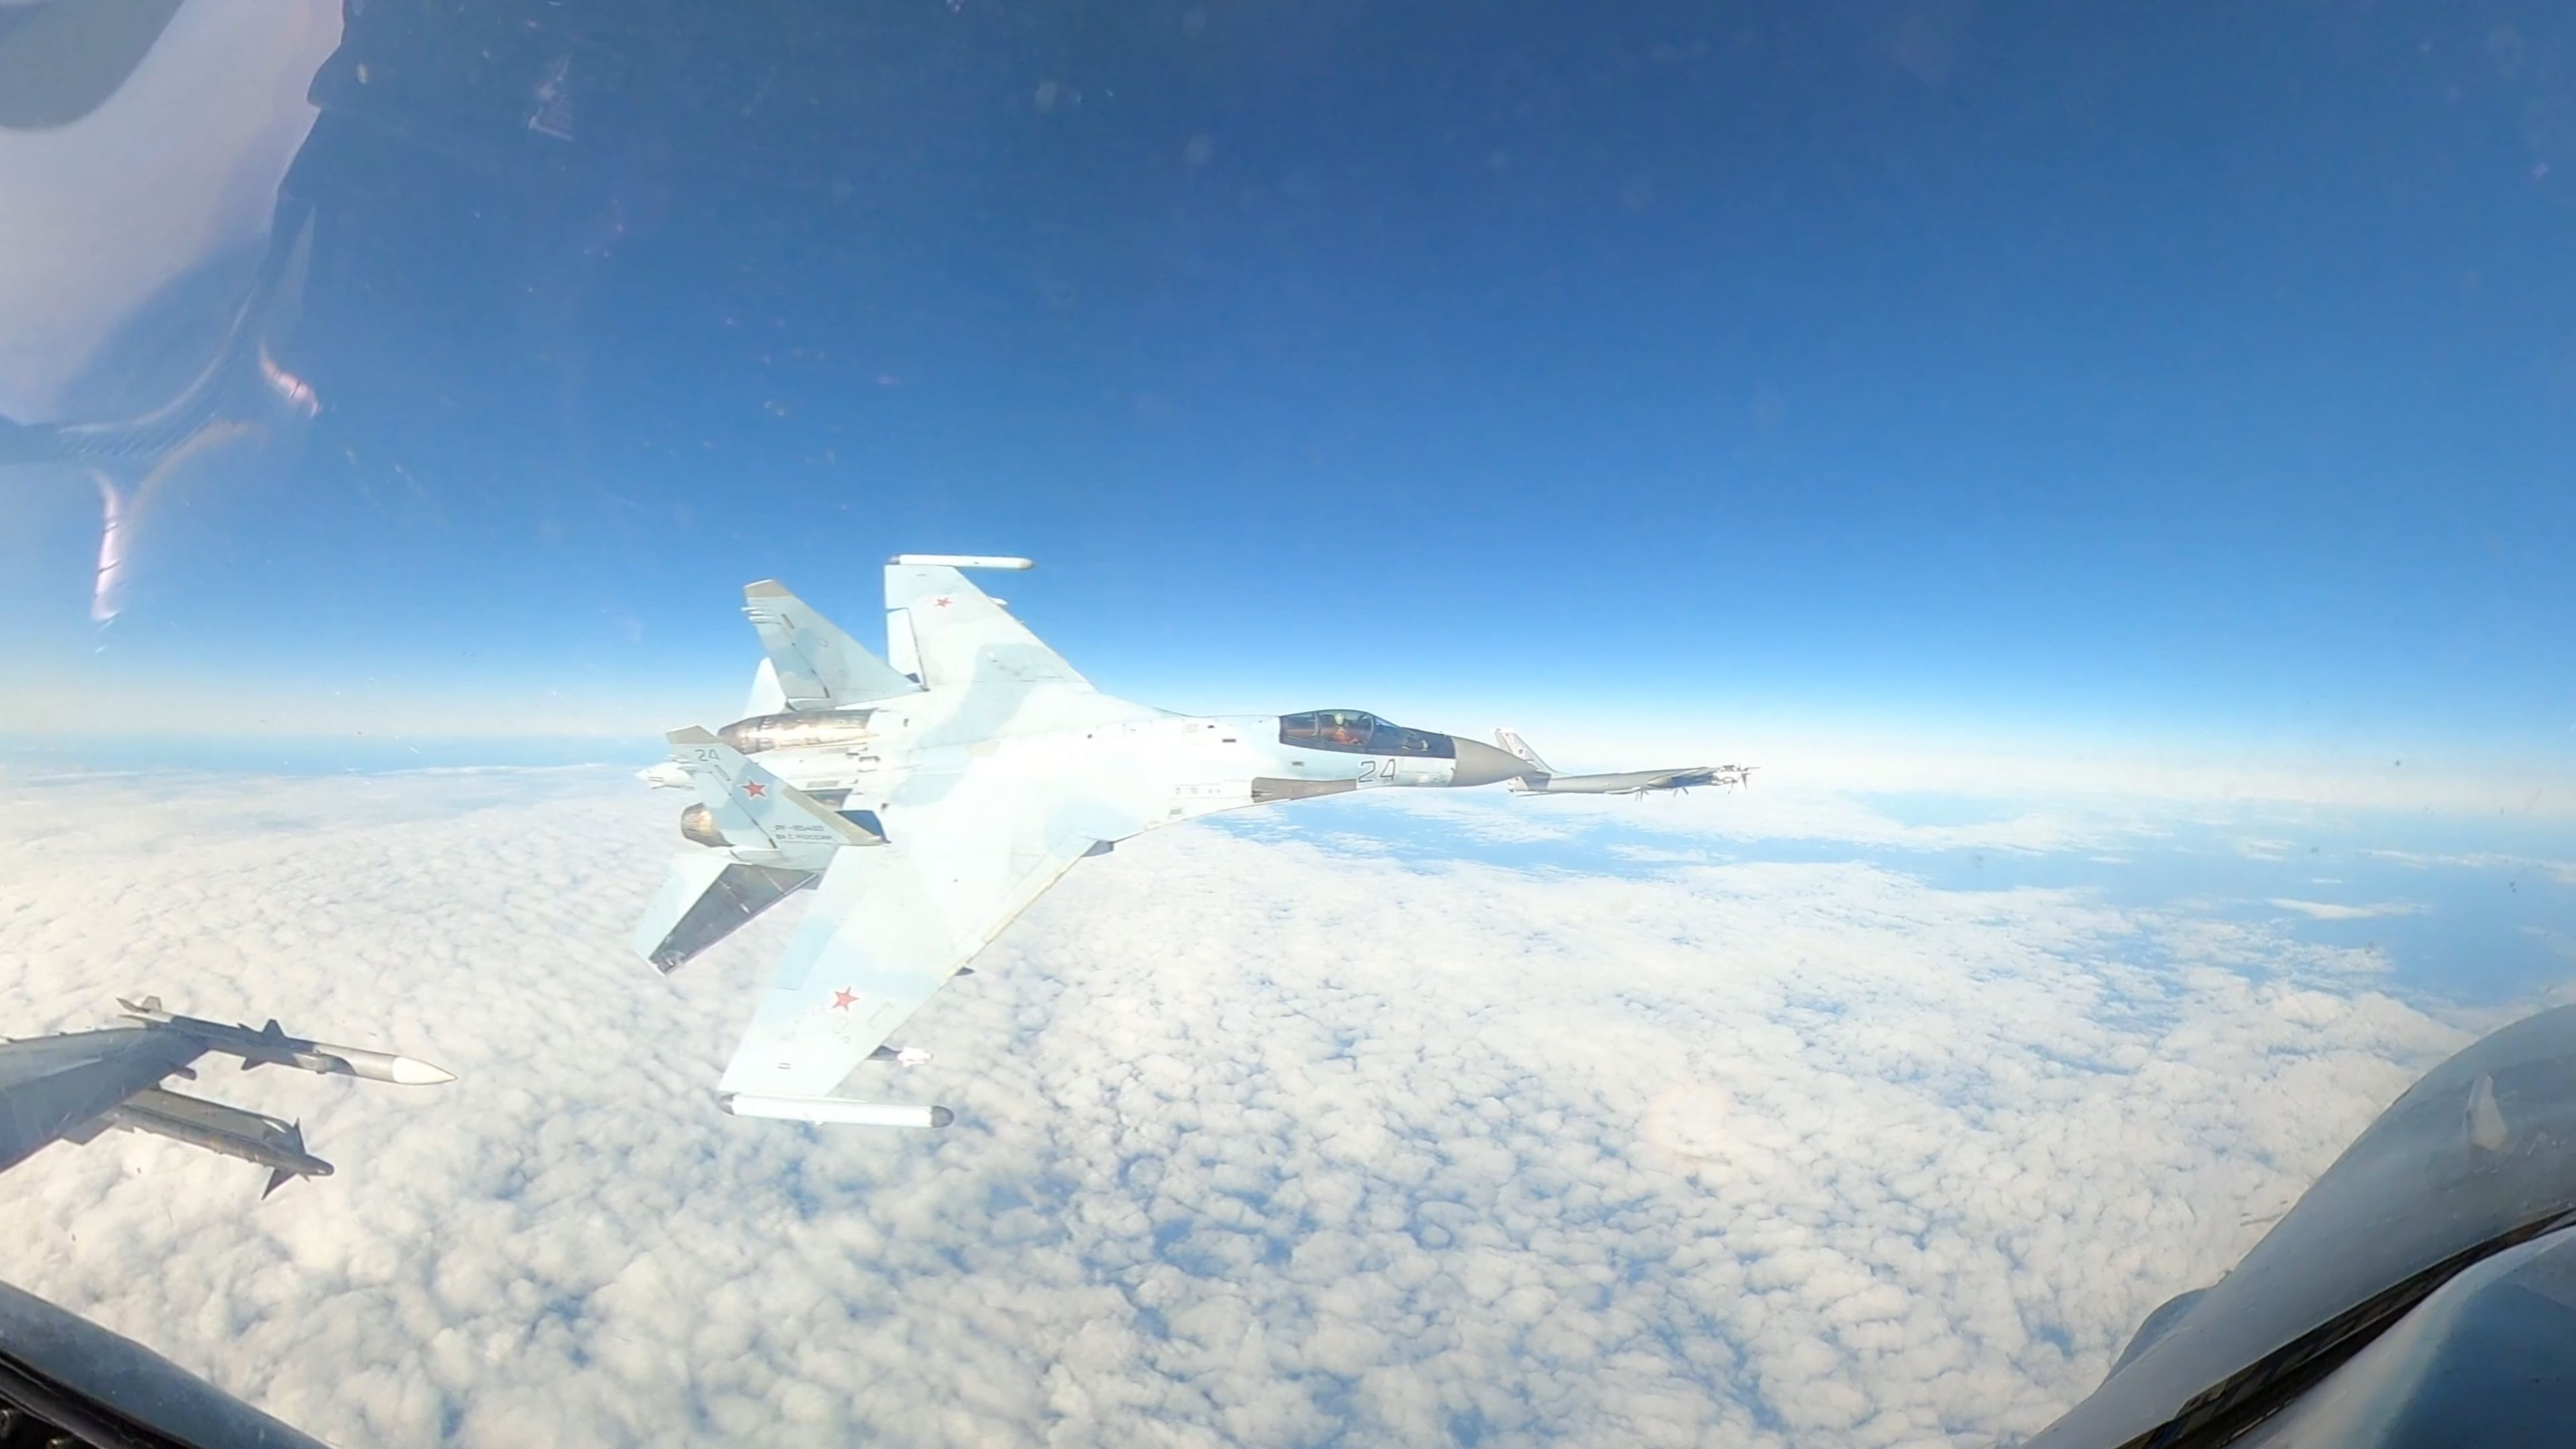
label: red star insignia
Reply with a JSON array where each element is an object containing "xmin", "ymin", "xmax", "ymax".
[
  {"xmin": 741, "ymin": 780, "xmax": 767, "ymax": 798},
  {"xmin": 830, "ymin": 987, "xmax": 857, "ymax": 1010},
  {"xmin": 932, "ymin": 595, "xmax": 953, "ymax": 608}
]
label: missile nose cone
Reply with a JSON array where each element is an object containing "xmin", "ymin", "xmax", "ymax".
[
  {"xmin": 387, "ymin": 1056, "xmax": 456, "ymax": 1086},
  {"xmin": 1448, "ymin": 737, "xmax": 1533, "ymax": 788},
  {"xmin": 638, "ymin": 761, "xmax": 689, "ymax": 790}
]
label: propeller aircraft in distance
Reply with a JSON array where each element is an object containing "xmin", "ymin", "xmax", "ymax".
[{"xmin": 634, "ymin": 554, "xmax": 1537, "ymax": 1129}]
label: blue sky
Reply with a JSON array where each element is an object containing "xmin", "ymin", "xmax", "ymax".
[
  {"xmin": 3, "ymin": 14, "xmax": 2576, "ymax": 1438},
  {"xmin": 1, "ymin": 2, "xmax": 2570, "ymax": 794}
]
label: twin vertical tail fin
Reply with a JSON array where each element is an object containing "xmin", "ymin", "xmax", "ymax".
[
  {"xmin": 742, "ymin": 580, "xmax": 921, "ymax": 708},
  {"xmin": 882, "ymin": 555, "xmax": 1087, "ymax": 689},
  {"xmin": 1494, "ymin": 729, "xmax": 1554, "ymax": 790},
  {"xmin": 741, "ymin": 562, "xmax": 1078, "ymax": 704}
]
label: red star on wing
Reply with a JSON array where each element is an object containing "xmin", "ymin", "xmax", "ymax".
[
  {"xmin": 829, "ymin": 987, "xmax": 857, "ymax": 1010},
  {"xmin": 741, "ymin": 780, "xmax": 767, "ymax": 798},
  {"xmin": 932, "ymin": 595, "xmax": 953, "ymax": 608}
]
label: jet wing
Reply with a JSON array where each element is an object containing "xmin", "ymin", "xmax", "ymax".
[
  {"xmin": 0, "ymin": 1012, "xmax": 449, "ymax": 1188},
  {"xmin": 713, "ymin": 777, "xmax": 1117, "ymax": 1108},
  {"xmin": 0, "ymin": 1028, "xmax": 204, "ymax": 1175}
]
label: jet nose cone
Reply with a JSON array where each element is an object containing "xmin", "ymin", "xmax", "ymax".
[{"xmin": 1448, "ymin": 737, "xmax": 1532, "ymax": 788}]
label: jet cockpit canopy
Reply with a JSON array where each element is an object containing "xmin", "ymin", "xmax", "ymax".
[{"xmin": 1278, "ymin": 710, "xmax": 1455, "ymax": 758}]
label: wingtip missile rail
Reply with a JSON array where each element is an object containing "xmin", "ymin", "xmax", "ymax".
[
  {"xmin": 115, "ymin": 998, "xmax": 456, "ymax": 1087},
  {"xmin": 887, "ymin": 553, "xmax": 1033, "ymax": 570},
  {"xmin": 719, "ymin": 1092, "xmax": 953, "ymax": 1130}
]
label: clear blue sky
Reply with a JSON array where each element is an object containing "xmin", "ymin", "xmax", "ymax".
[{"xmin": 2, "ymin": 2, "xmax": 2570, "ymax": 773}]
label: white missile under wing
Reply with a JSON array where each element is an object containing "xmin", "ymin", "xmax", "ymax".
[{"xmin": 0, "ymin": 998, "xmax": 452, "ymax": 1196}]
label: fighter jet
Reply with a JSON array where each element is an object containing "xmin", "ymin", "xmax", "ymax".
[
  {"xmin": 0, "ymin": 996, "xmax": 445, "ymax": 1444},
  {"xmin": 1493, "ymin": 728, "xmax": 1754, "ymax": 797},
  {"xmin": 634, "ymin": 554, "xmax": 1536, "ymax": 1128},
  {"xmin": 2025, "ymin": 1002, "xmax": 2576, "ymax": 1448},
  {"xmin": 0, "ymin": 997, "xmax": 453, "ymax": 1197}
]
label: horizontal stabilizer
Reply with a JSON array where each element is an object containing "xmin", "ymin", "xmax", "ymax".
[
  {"xmin": 667, "ymin": 727, "xmax": 882, "ymax": 866},
  {"xmin": 633, "ymin": 853, "xmax": 818, "ymax": 973},
  {"xmin": 743, "ymin": 580, "xmax": 921, "ymax": 707}
]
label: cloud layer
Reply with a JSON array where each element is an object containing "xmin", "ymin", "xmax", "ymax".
[
  {"xmin": 2265, "ymin": 898, "xmax": 2430, "ymax": 922},
  {"xmin": 0, "ymin": 767, "xmax": 2489, "ymax": 1446}
]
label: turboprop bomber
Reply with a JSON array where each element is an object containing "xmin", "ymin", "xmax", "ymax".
[
  {"xmin": 635, "ymin": 555, "xmax": 1532, "ymax": 1128},
  {"xmin": 1494, "ymin": 728, "xmax": 1755, "ymax": 796}
]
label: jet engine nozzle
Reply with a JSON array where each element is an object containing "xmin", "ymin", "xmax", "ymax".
[
  {"xmin": 680, "ymin": 804, "xmax": 729, "ymax": 849},
  {"xmin": 717, "ymin": 710, "xmax": 876, "ymax": 757}
]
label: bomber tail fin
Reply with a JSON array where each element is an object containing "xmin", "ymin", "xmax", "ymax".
[
  {"xmin": 742, "ymin": 580, "xmax": 921, "ymax": 708},
  {"xmin": 1494, "ymin": 729, "xmax": 1556, "ymax": 788}
]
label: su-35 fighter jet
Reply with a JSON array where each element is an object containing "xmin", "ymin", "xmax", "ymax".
[{"xmin": 635, "ymin": 555, "xmax": 1534, "ymax": 1128}]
